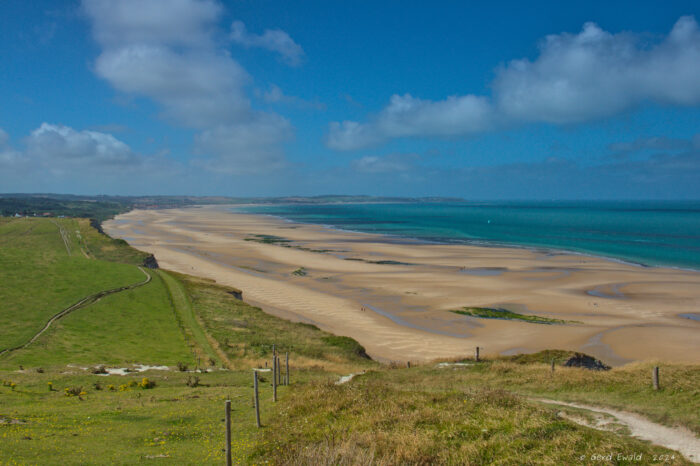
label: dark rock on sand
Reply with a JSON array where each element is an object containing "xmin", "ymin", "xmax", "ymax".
[
  {"xmin": 564, "ymin": 353, "xmax": 611, "ymax": 371},
  {"xmin": 142, "ymin": 254, "xmax": 159, "ymax": 269}
]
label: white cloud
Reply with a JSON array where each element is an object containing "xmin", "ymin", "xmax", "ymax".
[
  {"xmin": 82, "ymin": 0, "xmax": 221, "ymax": 48},
  {"xmin": 327, "ymin": 94, "xmax": 494, "ymax": 150},
  {"xmin": 82, "ymin": 0, "xmax": 293, "ymax": 172},
  {"xmin": 231, "ymin": 20, "xmax": 305, "ymax": 66},
  {"xmin": 328, "ymin": 16, "xmax": 700, "ymax": 150},
  {"xmin": 194, "ymin": 115, "xmax": 292, "ymax": 174},
  {"xmin": 94, "ymin": 45, "xmax": 250, "ymax": 128},
  {"xmin": 25, "ymin": 123, "xmax": 137, "ymax": 169},
  {"xmin": 0, "ymin": 123, "xmax": 151, "ymax": 180},
  {"xmin": 494, "ymin": 16, "xmax": 700, "ymax": 124},
  {"xmin": 0, "ymin": 124, "xmax": 190, "ymax": 194}
]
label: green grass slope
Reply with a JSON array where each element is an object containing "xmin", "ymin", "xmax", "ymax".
[
  {"xmin": 1, "ymin": 271, "xmax": 193, "ymax": 369},
  {"xmin": 0, "ymin": 218, "xmax": 145, "ymax": 351}
]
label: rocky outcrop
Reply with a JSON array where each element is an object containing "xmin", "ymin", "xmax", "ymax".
[
  {"xmin": 563, "ymin": 353, "xmax": 611, "ymax": 371},
  {"xmin": 89, "ymin": 218, "xmax": 104, "ymax": 234},
  {"xmin": 142, "ymin": 254, "xmax": 159, "ymax": 269},
  {"xmin": 228, "ymin": 289, "xmax": 243, "ymax": 300}
]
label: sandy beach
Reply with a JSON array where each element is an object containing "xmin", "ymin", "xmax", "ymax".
[{"xmin": 103, "ymin": 206, "xmax": 700, "ymax": 365}]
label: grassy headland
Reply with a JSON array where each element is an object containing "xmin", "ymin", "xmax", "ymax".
[{"xmin": 0, "ymin": 217, "xmax": 697, "ymax": 464}]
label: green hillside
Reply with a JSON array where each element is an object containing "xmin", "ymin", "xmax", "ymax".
[{"xmin": 0, "ymin": 217, "xmax": 696, "ymax": 464}]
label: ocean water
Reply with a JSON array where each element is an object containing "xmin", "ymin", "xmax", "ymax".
[{"xmin": 235, "ymin": 201, "xmax": 700, "ymax": 270}]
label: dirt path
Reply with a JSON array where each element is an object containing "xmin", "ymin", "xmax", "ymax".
[
  {"xmin": 50, "ymin": 219, "xmax": 71, "ymax": 256},
  {"xmin": 336, "ymin": 372, "xmax": 365, "ymax": 385},
  {"xmin": 0, "ymin": 267, "xmax": 151, "ymax": 356},
  {"xmin": 535, "ymin": 398, "xmax": 700, "ymax": 462}
]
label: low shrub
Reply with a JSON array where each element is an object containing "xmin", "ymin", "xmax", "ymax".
[
  {"xmin": 64, "ymin": 387, "xmax": 83, "ymax": 397},
  {"xmin": 186, "ymin": 376, "xmax": 200, "ymax": 387},
  {"xmin": 139, "ymin": 377, "xmax": 156, "ymax": 389}
]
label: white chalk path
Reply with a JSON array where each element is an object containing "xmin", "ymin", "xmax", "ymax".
[{"xmin": 536, "ymin": 398, "xmax": 700, "ymax": 463}]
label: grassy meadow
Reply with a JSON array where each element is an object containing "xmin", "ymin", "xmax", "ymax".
[
  {"xmin": 0, "ymin": 218, "xmax": 145, "ymax": 351},
  {"xmin": 0, "ymin": 216, "xmax": 698, "ymax": 464}
]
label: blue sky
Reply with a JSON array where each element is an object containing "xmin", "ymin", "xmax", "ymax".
[{"xmin": 1, "ymin": 0, "xmax": 700, "ymax": 198}]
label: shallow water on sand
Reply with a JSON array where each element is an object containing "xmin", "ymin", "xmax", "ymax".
[{"xmin": 237, "ymin": 201, "xmax": 700, "ymax": 270}]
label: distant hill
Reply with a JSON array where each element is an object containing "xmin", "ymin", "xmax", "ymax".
[{"xmin": 0, "ymin": 193, "xmax": 465, "ymax": 221}]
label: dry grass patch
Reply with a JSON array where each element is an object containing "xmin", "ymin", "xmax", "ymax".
[{"xmin": 252, "ymin": 371, "xmax": 688, "ymax": 465}]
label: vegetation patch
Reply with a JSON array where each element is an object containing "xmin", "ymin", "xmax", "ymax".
[
  {"xmin": 244, "ymin": 234, "xmax": 332, "ymax": 253},
  {"xmin": 451, "ymin": 307, "xmax": 574, "ymax": 324},
  {"xmin": 344, "ymin": 257, "xmax": 413, "ymax": 265},
  {"xmin": 320, "ymin": 336, "xmax": 371, "ymax": 360},
  {"xmin": 244, "ymin": 234, "xmax": 292, "ymax": 245},
  {"xmin": 292, "ymin": 267, "xmax": 307, "ymax": 276}
]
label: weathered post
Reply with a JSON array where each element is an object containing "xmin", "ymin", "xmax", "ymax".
[
  {"xmin": 225, "ymin": 400, "xmax": 232, "ymax": 466},
  {"xmin": 407, "ymin": 361, "xmax": 411, "ymax": 369},
  {"xmin": 285, "ymin": 352, "xmax": 289, "ymax": 385},
  {"xmin": 272, "ymin": 355, "xmax": 277, "ymax": 402},
  {"xmin": 551, "ymin": 358, "xmax": 555, "ymax": 373},
  {"xmin": 653, "ymin": 366, "xmax": 659, "ymax": 390},
  {"xmin": 475, "ymin": 346, "xmax": 480, "ymax": 362},
  {"xmin": 277, "ymin": 356, "xmax": 281, "ymax": 386},
  {"xmin": 253, "ymin": 371, "xmax": 261, "ymax": 428}
]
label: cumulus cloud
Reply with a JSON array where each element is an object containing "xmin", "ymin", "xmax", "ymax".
[
  {"xmin": 25, "ymin": 123, "xmax": 138, "ymax": 169},
  {"xmin": 82, "ymin": 0, "xmax": 221, "ymax": 48},
  {"xmin": 231, "ymin": 20, "xmax": 305, "ymax": 66},
  {"xmin": 82, "ymin": 0, "xmax": 292, "ymax": 172},
  {"xmin": 94, "ymin": 46, "xmax": 251, "ymax": 127},
  {"xmin": 0, "ymin": 124, "xmax": 190, "ymax": 194},
  {"xmin": 0, "ymin": 123, "xmax": 148, "ymax": 178},
  {"xmin": 328, "ymin": 16, "xmax": 700, "ymax": 150},
  {"xmin": 494, "ymin": 17, "xmax": 700, "ymax": 123},
  {"xmin": 328, "ymin": 94, "xmax": 494, "ymax": 150}
]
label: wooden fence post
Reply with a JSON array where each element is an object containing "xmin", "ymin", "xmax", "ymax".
[
  {"xmin": 551, "ymin": 358, "xmax": 555, "ymax": 373},
  {"xmin": 475, "ymin": 346, "xmax": 480, "ymax": 362},
  {"xmin": 253, "ymin": 371, "xmax": 261, "ymax": 428},
  {"xmin": 407, "ymin": 361, "xmax": 411, "ymax": 369},
  {"xmin": 653, "ymin": 366, "xmax": 659, "ymax": 390},
  {"xmin": 273, "ymin": 355, "xmax": 277, "ymax": 402},
  {"xmin": 277, "ymin": 356, "xmax": 281, "ymax": 386},
  {"xmin": 225, "ymin": 400, "xmax": 232, "ymax": 466},
  {"xmin": 285, "ymin": 352, "xmax": 289, "ymax": 385}
]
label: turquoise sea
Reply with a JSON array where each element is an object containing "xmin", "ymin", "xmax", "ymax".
[{"xmin": 235, "ymin": 201, "xmax": 700, "ymax": 270}]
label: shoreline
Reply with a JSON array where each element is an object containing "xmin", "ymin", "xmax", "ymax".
[
  {"xmin": 230, "ymin": 206, "xmax": 698, "ymax": 273},
  {"xmin": 104, "ymin": 206, "xmax": 700, "ymax": 365}
]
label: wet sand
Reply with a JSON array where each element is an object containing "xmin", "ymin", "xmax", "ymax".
[{"xmin": 103, "ymin": 206, "xmax": 700, "ymax": 365}]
